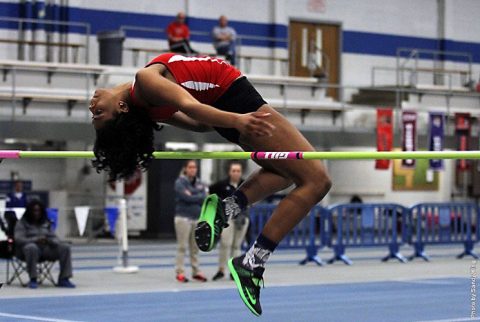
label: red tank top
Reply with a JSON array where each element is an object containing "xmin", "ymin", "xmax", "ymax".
[{"xmin": 130, "ymin": 53, "xmax": 242, "ymax": 121}]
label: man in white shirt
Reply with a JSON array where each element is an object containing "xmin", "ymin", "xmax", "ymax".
[{"xmin": 212, "ymin": 15, "xmax": 237, "ymax": 65}]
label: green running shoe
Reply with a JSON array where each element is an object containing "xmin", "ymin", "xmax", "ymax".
[
  {"xmin": 195, "ymin": 194, "xmax": 227, "ymax": 252},
  {"xmin": 228, "ymin": 255, "xmax": 265, "ymax": 316}
]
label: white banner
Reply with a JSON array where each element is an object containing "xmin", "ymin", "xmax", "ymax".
[{"xmin": 74, "ymin": 206, "xmax": 90, "ymax": 236}]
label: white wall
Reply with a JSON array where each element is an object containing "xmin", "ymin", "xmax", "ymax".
[
  {"xmin": 444, "ymin": 0, "xmax": 480, "ymax": 42},
  {"xmin": 70, "ymin": 0, "xmax": 187, "ymax": 16}
]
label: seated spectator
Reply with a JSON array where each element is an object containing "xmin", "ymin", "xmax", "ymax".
[
  {"xmin": 212, "ymin": 15, "xmax": 237, "ymax": 65},
  {"xmin": 166, "ymin": 11, "xmax": 198, "ymax": 54},
  {"xmin": 14, "ymin": 200, "xmax": 75, "ymax": 289},
  {"xmin": 6, "ymin": 180, "xmax": 27, "ymax": 208},
  {"xmin": 212, "ymin": 16, "xmax": 237, "ymax": 65}
]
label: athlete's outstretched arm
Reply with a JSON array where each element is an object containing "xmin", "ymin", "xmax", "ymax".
[
  {"xmin": 165, "ymin": 111, "xmax": 214, "ymax": 132},
  {"xmin": 134, "ymin": 67, "xmax": 275, "ymax": 137}
]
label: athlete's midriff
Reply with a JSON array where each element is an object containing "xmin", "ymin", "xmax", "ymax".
[{"xmin": 130, "ymin": 53, "xmax": 242, "ymax": 121}]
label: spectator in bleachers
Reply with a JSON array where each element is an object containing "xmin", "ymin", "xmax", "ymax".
[
  {"xmin": 173, "ymin": 160, "xmax": 208, "ymax": 283},
  {"xmin": 6, "ymin": 180, "xmax": 27, "ymax": 208},
  {"xmin": 166, "ymin": 11, "xmax": 198, "ymax": 54},
  {"xmin": 210, "ymin": 161, "xmax": 249, "ymax": 281},
  {"xmin": 14, "ymin": 200, "xmax": 75, "ymax": 289},
  {"xmin": 212, "ymin": 15, "xmax": 237, "ymax": 65}
]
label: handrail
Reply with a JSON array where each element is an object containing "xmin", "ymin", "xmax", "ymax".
[
  {"xmin": 119, "ymin": 24, "xmax": 289, "ymax": 70},
  {"xmin": 394, "ymin": 47, "xmax": 474, "ymax": 110},
  {"xmin": 373, "ymin": 65, "xmax": 471, "ymax": 88},
  {"xmin": 0, "ymin": 16, "xmax": 91, "ymax": 64},
  {"xmin": 397, "ymin": 47, "xmax": 473, "ymax": 61},
  {"xmin": 396, "ymin": 47, "xmax": 473, "ymax": 87},
  {"xmin": 119, "ymin": 25, "xmax": 289, "ymax": 44}
]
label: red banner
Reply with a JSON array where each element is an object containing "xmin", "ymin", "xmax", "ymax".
[
  {"xmin": 402, "ymin": 111, "xmax": 417, "ymax": 168},
  {"xmin": 455, "ymin": 113, "xmax": 471, "ymax": 171},
  {"xmin": 375, "ymin": 108, "xmax": 393, "ymax": 170}
]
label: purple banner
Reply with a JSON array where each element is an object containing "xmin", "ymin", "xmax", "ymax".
[{"xmin": 428, "ymin": 112, "xmax": 444, "ymax": 170}]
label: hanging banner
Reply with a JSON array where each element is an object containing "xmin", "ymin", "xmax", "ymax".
[
  {"xmin": 455, "ymin": 113, "xmax": 471, "ymax": 172},
  {"xmin": 401, "ymin": 111, "xmax": 417, "ymax": 168},
  {"xmin": 375, "ymin": 108, "xmax": 393, "ymax": 170},
  {"xmin": 428, "ymin": 112, "xmax": 445, "ymax": 170},
  {"xmin": 12, "ymin": 207, "xmax": 25, "ymax": 220},
  {"xmin": 105, "ymin": 207, "xmax": 119, "ymax": 236},
  {"xmin": 74, "ymin": 206, "xmax": 90, "ymax": 236}
]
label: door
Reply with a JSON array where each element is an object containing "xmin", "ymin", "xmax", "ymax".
[{"xmin": 289, "ymin": 21, "xmax": 340, "ymax": 99}]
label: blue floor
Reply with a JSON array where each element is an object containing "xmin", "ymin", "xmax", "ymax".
[{"xmin": 0, "ymin": 277, "xmax": 476, "ymax": 322}]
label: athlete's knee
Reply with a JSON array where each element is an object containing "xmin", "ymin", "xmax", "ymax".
[{"xmin": 305, "ymin": 168, "xmax": 332, "ymax": 200}]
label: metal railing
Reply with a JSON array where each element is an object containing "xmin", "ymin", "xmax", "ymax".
[
  {"xmin": 395, "ymin": 48, "xmax": 473, "ymax": 88},
  {"xmin": 119, "ymin": 24, "xmax": 289, "ymax": 74},
  {"xmin": 372, "ymin": 48, "xmax": 474, "ymax": 89},
  {"xmin": 0, "ymin": 16, "xmax": 91, "ymax": 64}
]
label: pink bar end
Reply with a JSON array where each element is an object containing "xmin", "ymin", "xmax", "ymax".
[{"xmin": 0, "ymin": 150, "xmax": 21, "ymax": 159}]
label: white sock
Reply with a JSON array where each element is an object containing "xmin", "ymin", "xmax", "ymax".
[{"xmin": 243, "ymin": 243, "xmax": 272, "ymax": 269}]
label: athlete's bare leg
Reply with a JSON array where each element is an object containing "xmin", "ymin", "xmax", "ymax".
[
  {"xmin": 236, "ymin": 159, "xmax": 293, "ymax": 205},
  {"xmin": 238, "ymin": 104, "xmax": 331, "ymax": 243}
]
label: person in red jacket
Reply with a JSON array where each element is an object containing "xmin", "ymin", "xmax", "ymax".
[
  {"xmin": 89, "ymin": 53, "xmax": 331, "ymax": 316},
  {"xmin": 166, "ymin": 12, "xmax": 198, "ymax": 54}
]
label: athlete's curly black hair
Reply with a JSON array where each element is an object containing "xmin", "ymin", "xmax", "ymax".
[{"xmin": 92, "ymin": 106, "xmax": 161, "ymax": 181}]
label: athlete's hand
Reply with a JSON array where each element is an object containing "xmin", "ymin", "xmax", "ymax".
[{"xmin": 236, "ymin": 112, "xmax": 275, "ymax": 137}]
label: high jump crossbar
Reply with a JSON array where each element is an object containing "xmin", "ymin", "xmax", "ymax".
[{"xmin": 1, "ymin": 150, "xmax": 480, "ymax": 160}]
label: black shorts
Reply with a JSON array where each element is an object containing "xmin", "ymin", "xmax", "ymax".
[{"xmin": 212, "ymin": 76, "xmax": 267, "ymax": 143}]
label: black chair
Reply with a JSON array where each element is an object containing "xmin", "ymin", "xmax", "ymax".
[{"xmin": 2, "ymin": 211, "xmax": 56, "ymax": 287}]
